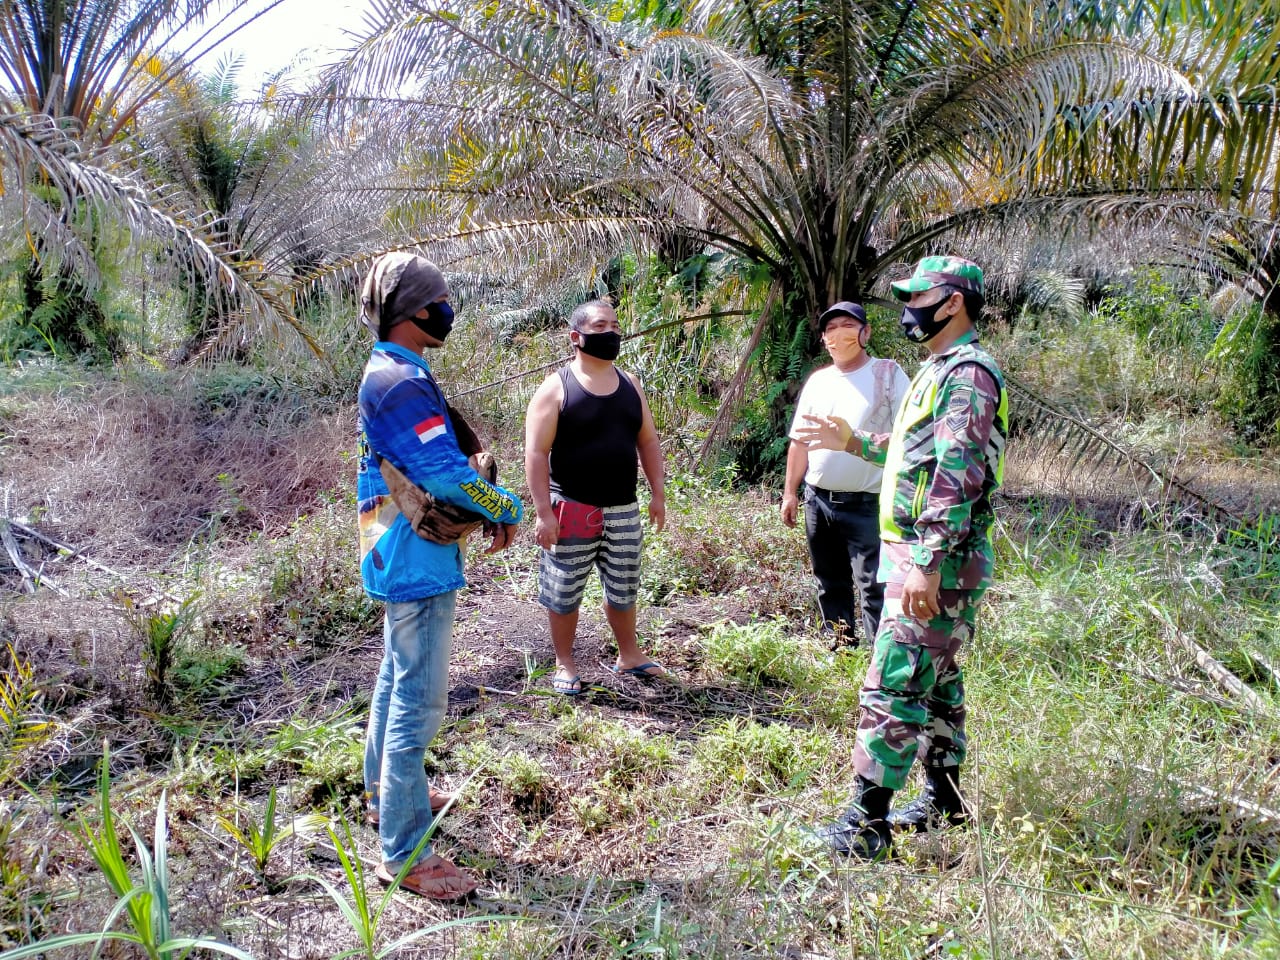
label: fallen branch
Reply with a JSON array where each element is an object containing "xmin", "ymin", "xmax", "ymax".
[
  {"xmin": 1146, "ymin": 603, "xmax": 1270, "ymax": 715},
  {"xmin": 7, "ymin": 518, "xmax": 133, "ymax": 582},
  {"xmin": 1248, "ymin": 650, "xmax": 1280, "ymax": 690},
  {"xmin": 0, "ymin": 518, "xmax": 36, "ymax": 594},
  {"xmin": 1131, "ymin": 763, "xmax": 1280, "ymax": 826},
  {"xmin": 1087, "ymin": 654, "xmax": 1232, "ymax": 708},
  {"xmin": 0, "ymin": 518, "xmax": 67, "ymax": 596}
]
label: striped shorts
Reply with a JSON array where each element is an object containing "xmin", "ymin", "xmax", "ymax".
[{"xmin": 538, "ymin": 499, "xmax": 643, "ymax": 614}]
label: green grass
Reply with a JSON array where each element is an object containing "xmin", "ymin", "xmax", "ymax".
[
  {"xmin": 3, "ymin": 352, "xmax": 1278, "ymax": 957},
  {"xmin": 7, "ymin": 491, "xmax": 1278, "ymax": 958}
]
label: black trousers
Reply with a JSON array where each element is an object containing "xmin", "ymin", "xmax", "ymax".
[{"xmin": 803, "ymin": 485, "xmax": 884, "ymax": 644}]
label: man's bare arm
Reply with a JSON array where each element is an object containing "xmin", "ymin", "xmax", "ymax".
[
  {"xmin": 629, "ymin": 373, "xmax": 666, "ymax": 533},
  {"xmin": 523, "ymin": 375, "xmax": 563, "ymax": 549}
]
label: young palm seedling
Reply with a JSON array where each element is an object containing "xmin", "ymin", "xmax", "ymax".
[
  {"xmin": 293, "ymin": 774, "xmax": 514, "ymax": 959},
  {"xmin": 0, "ymin": 644, "xmax": 51, "ymax": 787},
  {"xmin": 217, "ymin": 785, "xmax": 328, "ymax": 887},
  {"xmin": 118, "ymin": 593, "xmax": 198, "ymax": 709},
  {"xmin": 0, "ymin": 746, "xmax": 252, "ymax": 960}
]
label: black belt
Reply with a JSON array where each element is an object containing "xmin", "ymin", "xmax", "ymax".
[{"xmin": 807, "ymin": 485, "xmax": 878, "ymax": 505}]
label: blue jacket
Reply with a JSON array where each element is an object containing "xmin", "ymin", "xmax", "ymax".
[{"xmin": 357, "ymin": 343, "xmax": 523, "ymax": 602}]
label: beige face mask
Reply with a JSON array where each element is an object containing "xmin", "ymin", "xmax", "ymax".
[{"xmin": 823, "ymin": 326, "xmax": 864, "ymax": 365}]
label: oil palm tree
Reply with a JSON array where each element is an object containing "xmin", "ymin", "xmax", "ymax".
[
  {"xmin": 324, "ymin": 0, "xmax": 1280, "ymax": 469},
  {"xmin": 133, "ymin": 54, "xmax": 389, "ymax": 360},
  {"xmin": 0, "ymin": 0, "xmax": 290, "ymax": 357}
]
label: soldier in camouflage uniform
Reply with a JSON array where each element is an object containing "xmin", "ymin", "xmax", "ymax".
[{"xmin": 794, "ymin": 255, "xmax": 1008, "ymax": 860}]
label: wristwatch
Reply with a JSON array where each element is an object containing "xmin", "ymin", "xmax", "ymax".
[{"xmin": 910, "ymin": 543, "xmax": 942, "ymax": 574}]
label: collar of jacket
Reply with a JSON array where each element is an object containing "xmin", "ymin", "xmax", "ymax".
[
  {"xmin": 928, "ymin": 327, "xmax": 979, "ymax": 361},
  {"xmin": 375, "ymin": 340, "xmax": 434, "ymax": 373}
]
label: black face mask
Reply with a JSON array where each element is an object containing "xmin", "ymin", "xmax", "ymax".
[
  {"xmin": 576, "ymin": 330, "xmax": 622, "ymax": 361},
  {"xmin": 412, "ymin": 301, "xmax": 454, "ymax": 343},
  {"xmin": 900, "ymin": 295, "xmax": 952, "ymax": 343}
]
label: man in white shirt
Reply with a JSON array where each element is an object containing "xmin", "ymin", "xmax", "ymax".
[{"xmin": 782, "ymin": 301, "xmax": 910, "ymax": 646}]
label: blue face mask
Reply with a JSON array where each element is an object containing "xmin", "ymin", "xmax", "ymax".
[{"xmin": 413, "ymin": 301, "xmax": 454, "ymax": 343}]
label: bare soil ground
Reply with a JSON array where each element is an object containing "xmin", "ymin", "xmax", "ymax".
[{"xmin": 3, "ymin": 373, "xmax": 1279, "ymax": 958}]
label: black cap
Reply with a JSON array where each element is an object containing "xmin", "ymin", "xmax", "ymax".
[{"xmin": 818, "ymin": 301, "xmax": 867, "ymax": 332}]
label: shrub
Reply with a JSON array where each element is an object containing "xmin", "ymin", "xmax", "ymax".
[
  {"xmin": 704, "ymin": 619, "xmax": 820, "ymax": 689},
  {"xmin": 1213, "ymin": 304, "xmax": 1280, "ymax": 446}
]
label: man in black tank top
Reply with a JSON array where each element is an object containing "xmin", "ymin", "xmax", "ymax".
[{"xmin": 524, "ymin": 299, "xmax": 667, "ymax": 696}]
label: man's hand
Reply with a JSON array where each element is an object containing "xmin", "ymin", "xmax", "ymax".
[
  {"xmin": 901, "ymin": 566, "xmax": 942, "ymax": 621},
  {"xmin": 483, "ymin": 522, "xmax": 518, "ymax": 554},
  {"xmin": 794, "ymin": 414, "xmax": 853, "ymax": 452},
  {"xmin": 648, "ymin": 496, "xmax": 666, "ymax": 533},
  {"xmin": 780, "ymin": 492, "xmax": 800, "ymax": 528},
  {"xmin": 534, "ymin": 512, "xmax": 559, "ymax": 550}
]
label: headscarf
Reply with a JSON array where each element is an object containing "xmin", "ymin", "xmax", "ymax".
[{"xmin": 360, "ymin": 252, "xmax": 451, "ymax": 340}]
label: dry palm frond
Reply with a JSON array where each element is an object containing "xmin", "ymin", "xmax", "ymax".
[{"xmin": 1005, "ymin": 371, "xmax": 1244, "ymax": 524}]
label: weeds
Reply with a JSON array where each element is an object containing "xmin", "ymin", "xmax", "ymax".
[
  {"xmin": 496, "ymin": 752, "xmax": 552, "ymax": 811},
  {"xmin": 556, "ymin": 714, "xmax": 676, "ymax": 784},
  {"xmin": 617, "ymin": 898, "xmax": 703, "ymax": 958},
  {"xmin": 703, "ymin": 619, "xmax": 821, "ymax": 689},
  {"xmin": 693, "ymin": 717, "xmax": 830, "ymax": 797},
  {"xmin": 1243, "ymin": 857, "xmax": 1280, "ymax": 955},
  {"xmin": 0, "ymin": 805, "xmax": 47, "ymax": 949},
  {"xmin": 296, "ymin": 818, "xmax": 514, "ymax": 960},
  {"xmin": 271, "ymin": 711, "xmax": 364, "ymax": 801}
]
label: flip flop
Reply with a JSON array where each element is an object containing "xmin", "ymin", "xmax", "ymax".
[
  {"xmin": 375, "ymin": 856, "xmax": 477, "ymax": 901},
  {"xmin": 552, "ymin": 670, "xmax": 583, "ymax": 696},
  {"xmin": 610, "ymin": 661, "xmax": 666, "ymax": 679}
]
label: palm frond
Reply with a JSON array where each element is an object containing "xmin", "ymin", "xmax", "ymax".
[
  {"xmin": 1005, "ymin": 371, "xmax": 1245, "ymax": 524},
  {"xmin": 0, "ymin": 108, "xmax": 320, "ymax": 357}
]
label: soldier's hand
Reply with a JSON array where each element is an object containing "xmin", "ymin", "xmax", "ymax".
[
  {"xmin": 534, "ymin": 512, "xmax": 559, "ymax": 550},
  {"xmin": 484, "ymin": 522, "xmax": 518, "ymax": 554},
  {"xmin": 901, "ymin": 567, "xmax": 942, "ymax": 620},
  {"xmin": 780, "ymin": 492, "xmax": 799, "ymax": 527}
]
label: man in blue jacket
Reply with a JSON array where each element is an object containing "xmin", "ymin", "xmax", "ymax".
[{"xmin": 356, "ymin": 252, "xmax": 523, "ymax": 900}]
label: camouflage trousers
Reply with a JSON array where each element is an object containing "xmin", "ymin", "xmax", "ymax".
[{"xmin": 852, "ymin": 585, "xmax": 986, "ymax": 791}]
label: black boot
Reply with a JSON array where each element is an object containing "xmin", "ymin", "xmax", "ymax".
[
  {"xmin": 814, "ymin": 776, "xmax": 895, "ymax": 861},
  {"xmin": 886, "ymin": 767, "xmax": 968, "ymax": 832}
]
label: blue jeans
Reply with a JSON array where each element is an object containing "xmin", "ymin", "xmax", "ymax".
[{"xmin": 363, "ymin": 591, "xmax": 455, "ymax": 868}]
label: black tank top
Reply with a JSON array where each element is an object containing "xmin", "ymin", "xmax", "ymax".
[{"xmin": 548, "ymin": 364, "xmax": 643, "ymax": 507}]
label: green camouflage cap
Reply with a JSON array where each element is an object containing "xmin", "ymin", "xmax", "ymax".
[{"xmin": 890, "ymin": 256, "xmax": 984, "ymax": 302}]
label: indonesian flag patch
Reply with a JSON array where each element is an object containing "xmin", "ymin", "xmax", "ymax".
[{"xmin": 413, "ymin": 415, "xmax": 447, "ymax": 444}]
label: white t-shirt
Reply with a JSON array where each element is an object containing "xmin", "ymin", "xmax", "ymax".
[{"xmin": 788, "ymin": 358, "xmax": 910, "ymax": 493}]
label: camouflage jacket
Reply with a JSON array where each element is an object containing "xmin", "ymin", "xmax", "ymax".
[{"xmin": 850, "ymin": 329, "xmax": 1008, "ymax": 589}]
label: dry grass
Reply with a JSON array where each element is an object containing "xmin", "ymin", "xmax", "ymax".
[
  {"xmin": 0, "ymin": 366, "xmax": 351, "ymax": 566},
  {"xmin": 2, "ymin": 363, "xmax": 1279, "ymax": 959}
]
